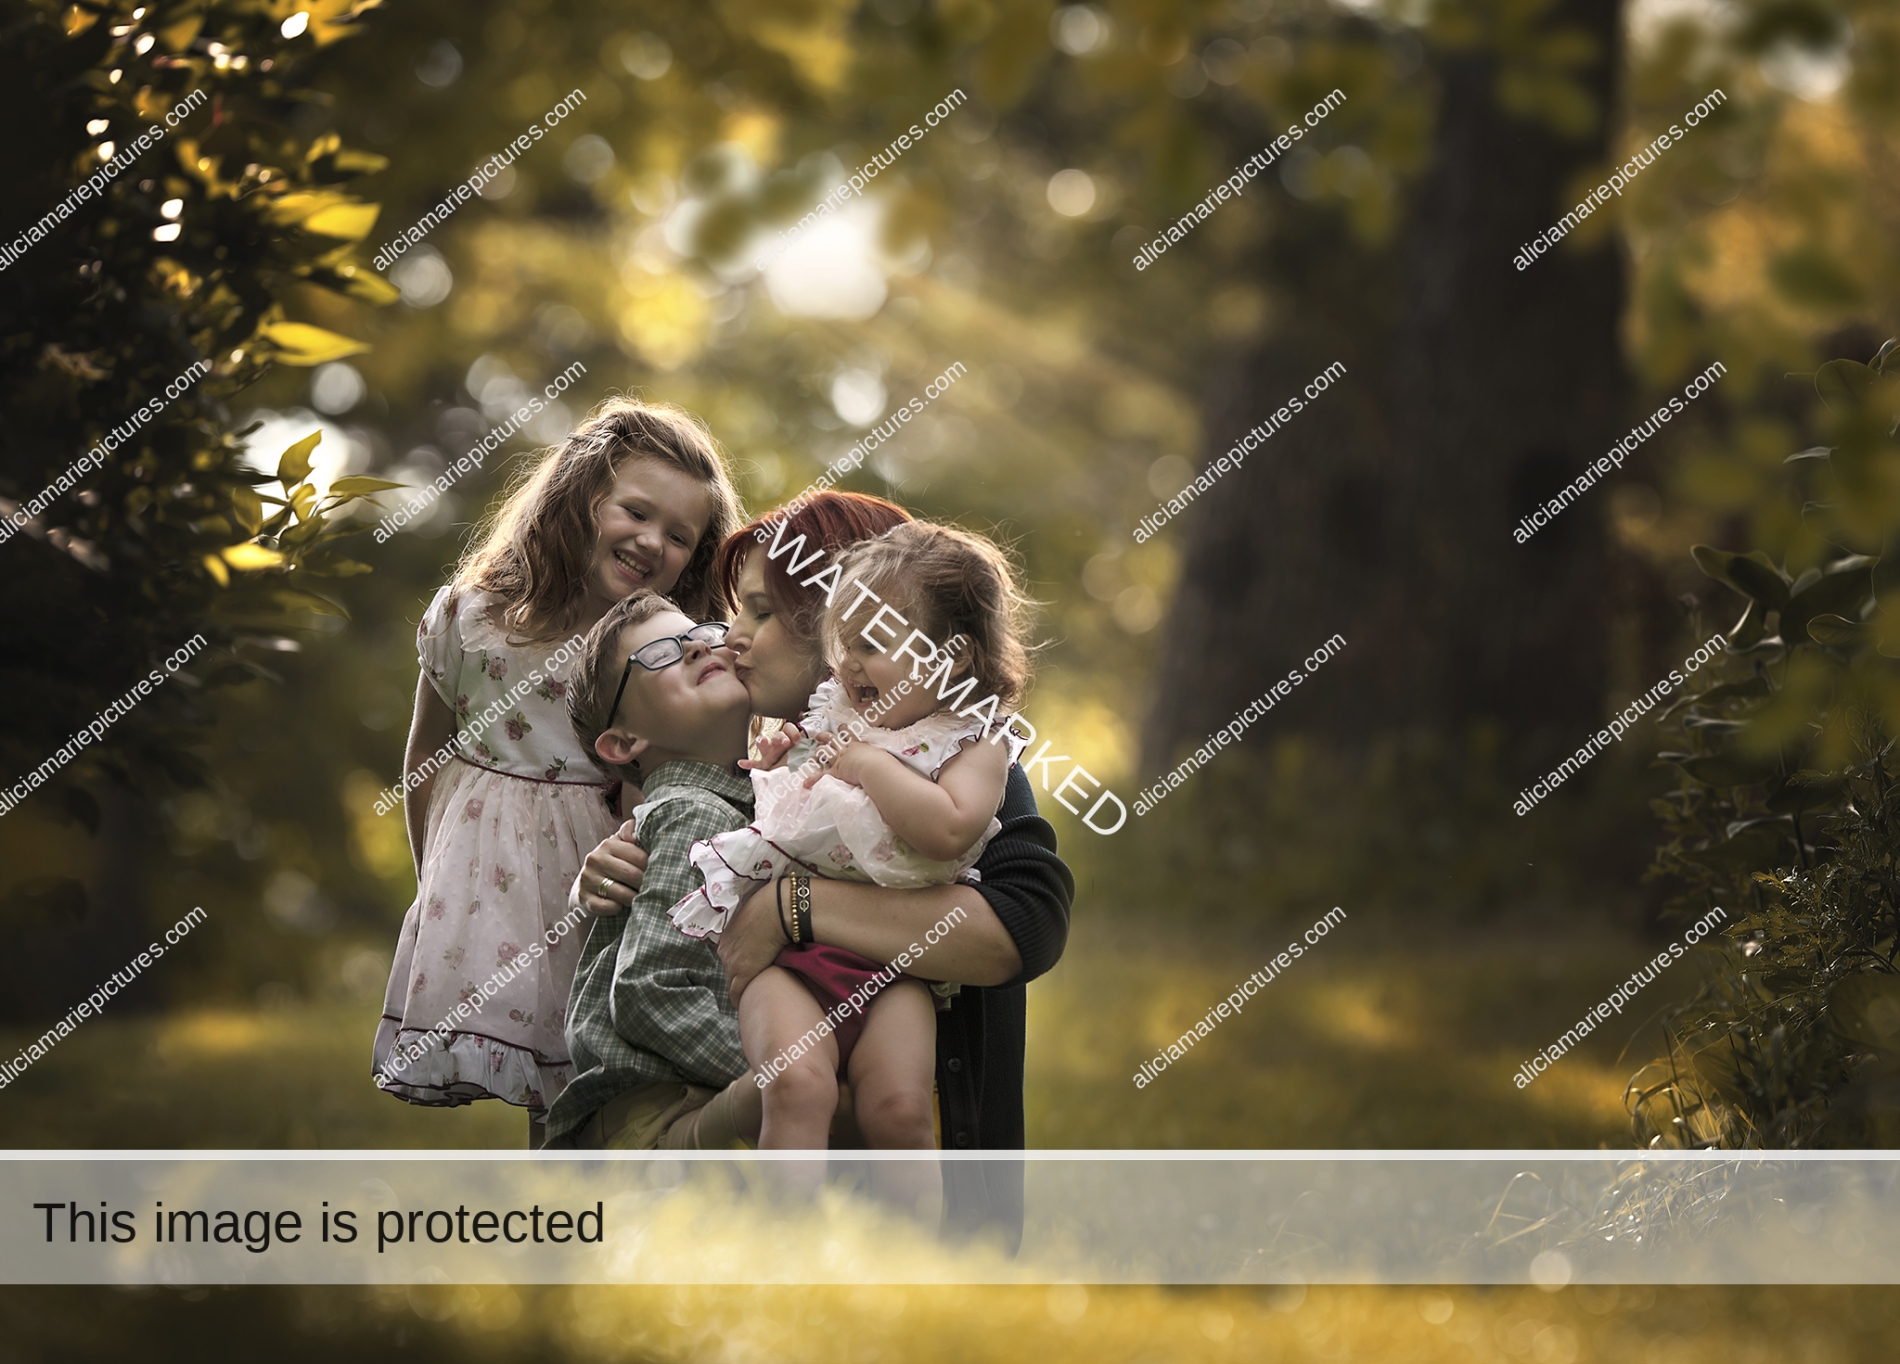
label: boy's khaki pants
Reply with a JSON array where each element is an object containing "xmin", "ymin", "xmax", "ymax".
[
  {"xmin": 570, "ymin": 1077, "xmax": 864, "ymax": 1150},
  {"xmin": 571, "ymin": 1079, "xmax": 751, "ymax": 1150}
]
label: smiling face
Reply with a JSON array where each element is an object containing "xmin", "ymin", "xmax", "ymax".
[
  {"xmin": 583, "ymin": 458, "xmax": 716, "ymax": 616},
  {"xmin": 601, "ymin": 609, "xmax": 753, "ymax": 772},
  {"xmin": 724, "ymin": 547, "xmax": 828, "ymax": 721},
  {"xmin": 832, "ymin": 591, "xmax": 960, "ymax": 730}
]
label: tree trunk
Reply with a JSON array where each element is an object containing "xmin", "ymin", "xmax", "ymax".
[{"xmin": 1144, "ymin": 0, "xmax": 1627, "ymax": 772}]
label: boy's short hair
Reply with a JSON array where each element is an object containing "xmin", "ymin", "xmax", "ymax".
[{"xmin": 568, "ymin": 590, "xmax": 683, "ymax": 782}]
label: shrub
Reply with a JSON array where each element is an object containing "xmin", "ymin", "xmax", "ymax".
[
  {"xmin": 1632, "ymin": 343, "xmax": 1900, "ymax": 1147},
  {"xmin": 0, "ymin": 1, "xmax": 399, "ymax": 922}
]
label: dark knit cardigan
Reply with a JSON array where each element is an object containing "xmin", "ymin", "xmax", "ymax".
[{"xmin": 936, "ymin": 762, "xmax": 1075, "ymax": 1248}]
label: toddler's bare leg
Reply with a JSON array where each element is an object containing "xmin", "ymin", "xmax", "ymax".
[
  {"xmin": 741, "ymin": 966, "xmax": 840, "ymax": 1198},
  {"xmin": 846, "ymin": 979, "xmax": 942, "ymax": 1227}
]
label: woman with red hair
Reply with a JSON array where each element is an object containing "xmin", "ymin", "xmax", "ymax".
[{"xmin": 558, "ymin": 492, "xmax": 1072, "ymax": 1243}]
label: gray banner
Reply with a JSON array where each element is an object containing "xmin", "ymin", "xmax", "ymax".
[{"xmin": 1, "ymin": 1153, "xmax": 1896, "ymax": 1284}]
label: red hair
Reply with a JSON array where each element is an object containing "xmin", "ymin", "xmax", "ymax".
[{"xmin": 715, "ymin": 491, "xmax": 912, "ymax": 649}]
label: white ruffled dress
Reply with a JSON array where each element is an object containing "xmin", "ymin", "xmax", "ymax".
[
  {"xmin": 373, "ymin": 585, "xmax": 619, "ymax": 1115},
  {"xmin": 669, "ymin": 679, "xmax": 1006, "ymax": 939}
]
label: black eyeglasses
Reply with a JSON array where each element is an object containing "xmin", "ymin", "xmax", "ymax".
[{"xmin": 607, "ymin": 621, "xmax": 731, "ymax": 723}]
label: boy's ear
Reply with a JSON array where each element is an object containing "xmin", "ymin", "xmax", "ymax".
[{"xmin": 595, "ymin": 728, "xmax": 650, "ymax": 771}]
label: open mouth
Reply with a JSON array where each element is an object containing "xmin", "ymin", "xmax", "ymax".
[
  {"xmin": 696, "ymin": 660, "xmax": 727, "ymax": 685},
  {"xmin": 852, "ymin": 684, "xmax": 879, "ymax": 703},
  {"xmin": 612, "ymin": 548, "xmax": 652, "ymax": 584}
]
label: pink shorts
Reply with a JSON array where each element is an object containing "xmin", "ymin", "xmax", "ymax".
[{"xmin": 774, "ymin": 943, "xmax": 898, "ymax": 1073}]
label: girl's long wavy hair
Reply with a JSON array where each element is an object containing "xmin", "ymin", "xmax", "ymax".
[{"xmin": 456, "ymin": 396, "xmax": 742, "ymax": 642}]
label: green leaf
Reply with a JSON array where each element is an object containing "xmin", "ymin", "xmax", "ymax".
[
  {"xmin": 158, "ymin": 13, "xmax": 202, "ymax": 51},
  {"xmin": 302, "ymin": 201, "xmax": 381, "ymax": 240},
  {"xmin": 275, "ymin": 587, "xmax": 351, "ymax": 619},
  {"xmin": 1815, "ymin": 359, "xmax": 1879, "ymax": 412},
  {"xmin": 331, "ymin": 149, "xmax": 390, "ymax": 175},
  {"xmin": 1782, "ymin": 561, "xmax": 1873, "ymax": 645},
  {"xmin": 1660, "ymin": 675, "xmax": 1770, "ymax": 721},
  {"xmin": 1728, "ymin": 598, "xmax": 1769, "ymax": 651},
  {"xmin": 222, "ymin": 543, "xmax": 287, "ymax": 571},
  {"xmin": 258, "ymin": 321, "xmax": 371, "ymax": 367},
  {"xmin": 1671, "ymin": 751, "xmax": 1781, "ymax": 787},
  {"xmin": 282, "ymin": 508, "xmax": 328, "ymax": 545},
  {"xmin": 1766, "ymin": 773, "xmax": 1847, "ymax": 812},
  {"xmin": 1692, "ymin": 825, "xmax": 1792, "ymax": 872},
  {"xmin": 278, "ymin": 431, "xmax": 321, "ymax": 485},
  {"xmin": 232, "ymin": 486, "xmax": 264, "ymax": 535},
  {"xmin": 1807, "ymin": 613, "xmax": 1867, "ymax": 646},
  {"xmin": 1693, "ymin": 546, "xmax": 1790, "ymax": 610},
  {"xmin": 325, "ymin": 476, "xmax": 408, "ymax": 496},
  {"xmin": 264, "ymin": 191, "xmax": 367, "ymax": 232},
  {"xmin": 305, "ymin": 133, "xmax": 391, "ymax": 182},
  {"xmin": 307, "ymin": 262, "xmax": 403, "ymax": 306},
  {"xmin": 302, "ymin": 556, "xmax": 374, "ymax": 577}
]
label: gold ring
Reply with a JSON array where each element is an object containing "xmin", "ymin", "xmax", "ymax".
[{"xmin": 597, "ymin": 878, "xmax": 616, "ymax": 897}]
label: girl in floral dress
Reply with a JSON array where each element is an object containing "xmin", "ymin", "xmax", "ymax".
[{"xmin": 374, "ymin": 398, "xmax": 741, "ymax": 1143}]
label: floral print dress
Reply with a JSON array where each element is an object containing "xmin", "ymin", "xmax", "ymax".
[
  {"xmin": 667, "ymin": 677, "xmax": 1009, "ymax": 939},
  {"xmin": 374, "ymin": 585, "xmax": 619, "ymax": 1114}
]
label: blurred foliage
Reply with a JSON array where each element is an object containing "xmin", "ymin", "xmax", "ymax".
[
  {"xmin": 0, "ymin": 0, "xmax": 398, "ymax": 937},
  {"xmin": 1087, "ymin": 723, "xmax": 1663, "ymax": 928},
  {"xmin": 1634, "ymin": 346, "xmax": 1900, "ymax": 1146}
]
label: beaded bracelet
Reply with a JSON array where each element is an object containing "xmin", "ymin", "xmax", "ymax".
[{"xmin": 791, "ymin": 872, "xmax": 814, "ymax": 946}]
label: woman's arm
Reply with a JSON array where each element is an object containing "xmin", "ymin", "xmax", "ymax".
[
  {"xmin": 403, "ymin": 670, "xmax": 457, "ymax": 872},
  {"xmin": 717, "ymin": 765, "xmax": 1074, "ymax": 1003},
  {"xmin": 815, "ymin": 730, "xmax": 1011, "ymax": 863}
]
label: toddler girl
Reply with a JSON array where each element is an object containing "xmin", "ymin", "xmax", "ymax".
[
  {"xmin": 670, "ymin": 522, "xmax": 1034, "ymax": 1200},
  {"xmin": 374, "ymin": 398, "xmax": 741, "ymax": 1142}
]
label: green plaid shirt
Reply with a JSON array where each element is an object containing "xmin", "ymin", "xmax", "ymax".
[{"xmin": 544, "ymin": 760, "xmax": 754, "ymax": 1145}]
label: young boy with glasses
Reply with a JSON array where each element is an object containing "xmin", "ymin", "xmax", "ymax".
[{"xmin": 540, "ymin": 590, "xmax": 768, "ymax": 1149}]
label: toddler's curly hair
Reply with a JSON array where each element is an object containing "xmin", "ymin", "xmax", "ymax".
[{"xmin": 821, "ymin": 521, "xmax": 1037, "ymax": 712}]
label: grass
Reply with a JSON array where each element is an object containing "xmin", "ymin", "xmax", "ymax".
[
  {"xmin": 3, "ymin": 1283, "xmax": 1897, "ymax": 1361},
  {"xmin": 0, "ymin": 913, "xmax": 1868, "ymax": 1359},
  {"xmin": 1028, "ymin": 911, "xmax": 1690, "ymax": 1148},
  {"xmin": 0, "ymin": 910, "xmax": 1684, "ymax": 1150},
  {"xmin": 0, "ymin": 998, "xmax": 523, "ymax": 1150}
]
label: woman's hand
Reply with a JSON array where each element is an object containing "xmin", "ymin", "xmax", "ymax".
[
  {"xmin": 740, "ymin": 722, "xmax": 804, "ymax": 772},
  {"xmin": 717, "ymin": 877, "xmax": 788, "ymax": 1005},
  {"xmin": 577, "ymin": 821, "xmax": 648, "ymax": 914}
]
